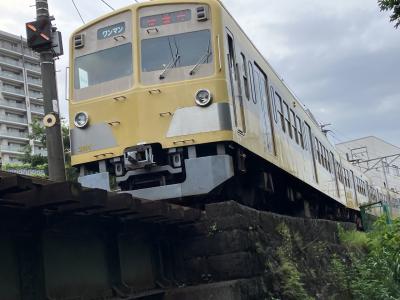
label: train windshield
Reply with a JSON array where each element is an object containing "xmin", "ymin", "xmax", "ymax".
[
  {"xmin": 74, "ymin": 43, "xmax": 133, "ymax": 90},
  {"xmin": 141, "ymin": 30, "xmax": 212, "ymax": 76}
]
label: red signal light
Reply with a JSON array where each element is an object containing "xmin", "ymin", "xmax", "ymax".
[
  {"xmin": 27, "ymin": 24, "xmax": 37, "ymax": 32},
  {"xmin": 25, "ymin": 18, "xmax": 52, "ymax": 51}
]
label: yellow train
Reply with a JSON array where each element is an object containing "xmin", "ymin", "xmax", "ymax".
[{"xmin": 69, "ymin": 0, "xmax": 398, "ymax": 220}]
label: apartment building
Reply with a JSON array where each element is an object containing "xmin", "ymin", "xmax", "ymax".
[{"xmin": 0, "ymin": 30, "xmax": 47, "ymax": 165}]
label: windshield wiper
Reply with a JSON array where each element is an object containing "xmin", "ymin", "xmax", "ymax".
[
  {"xmin": 159, "ymin": 54, "xmax": 180, "ymax": 80},
  {"xmin": 159, "ymin": 40, "xmax": 180, "ymax": 80},
  {"xmin": 189, "ymin": 42, "xmax": 211, "ymax": 76}
]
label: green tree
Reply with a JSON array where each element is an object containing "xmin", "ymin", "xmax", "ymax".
[
  {"xmin": 378, "ymin": 0, "xmax": 400, "ymax": 28},
  {"xmin": 21, "ymin": 118, "xmax": 47, "ymax": 167},
  {"xmin": 22, "ymin": 118, "xmax": 77, "ymax": 181}
]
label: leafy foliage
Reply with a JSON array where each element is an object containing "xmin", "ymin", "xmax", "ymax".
[
  {"xmin": 19, "ymin": 118, "xmax": 78, "ymax": 181},
  {"xmin": 332, "ymin": 218, "xmax": 400, "ymax": 299},
  {"xmin": 378, "ymin": 0, "xmax": 400, "ymax": 28},
  {"xmin": 338, "ymin": 226, "xmax": 369, "ymax": 252},
  {"xmin": 276, "ymin": 223, "xmax": 313, "ymax": 300}
]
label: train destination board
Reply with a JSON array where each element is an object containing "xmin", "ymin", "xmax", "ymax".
[
  {"xmin": 140, "ymin": 9, "xmax": 192, "ymax": 28},
  {"xmin": 97, "ymin": 22, "xmax": 126, "ymax": 40}
]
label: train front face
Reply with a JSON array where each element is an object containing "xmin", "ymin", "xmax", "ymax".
[{"xmin": 69, "ymin": 0, "xmax": 234, "ymax": 199}]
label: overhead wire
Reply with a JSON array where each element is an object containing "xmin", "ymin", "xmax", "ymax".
[
  {"xmin": 71, "ymin": 0, "xmax": 85, "ymax": 24},
  {"xmin": 100, "ymin": 0, "xmax": 115, "ymax": 10}
]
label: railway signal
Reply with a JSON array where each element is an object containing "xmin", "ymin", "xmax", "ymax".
[
  {"xmin": 25, "ymin": 0, "xmax": 66, "ymax": 182},
  {"xmin": 26, "ymin": 18, "xmax": 52, "ymax": 50}
]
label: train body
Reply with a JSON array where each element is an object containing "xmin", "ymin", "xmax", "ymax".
[{"xmin": 69, "ymin": 0, "xmax": 398, "ymax": 219}]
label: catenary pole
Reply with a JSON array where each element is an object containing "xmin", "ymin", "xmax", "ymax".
[{"xmin": 35, "ymin": 0, "xmax": 66, "ymax": 181}]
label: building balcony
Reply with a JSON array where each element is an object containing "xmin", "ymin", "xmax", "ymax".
[
  {"xmin": 0, "ymin": 114, "xmax": 28, "ymax": 125},
  {"xmin": 30, "ymin": 97, "xmax": 43, "ymax": 105},
  {"xmin": 31, "ymin": 108, "xmax": 44, "ymax": 114},
  {"xmin": 1, "ymin": 86, "xmax": 25, "ymax": 97},
  {"xmin": 25, "ymin": 64, "xmax": 41, "ymax": 74},
  {"xmin": 0, "ymin": 130, "xmax": 29, "ymax": 140},
  {"xmin": 34, "ymin": 149, "xmax": 48, "ymax": 156},
  {"xmin": 22, "ymin": 48, "xmax": 40, "ymax": 60},
  {"xmin": 0, "ymin": 145, "xmax": 26, "ymax": 154},
  {"xmin": 29, "ymin": 90, "xmax": 43, "ymax": 99},
  {"xmin": 0, "ymin": 70, "xmax": 24, "ymax": 83},
  {"xmin": 31, "ymin": 107, "xmax": 44, "ymax": 115},
  {"xmin": 0, "ymin": 99, "xmax": 26, "ymax": 111},
  {"xmin": 0, "ymin": 56, "xmax": 23, "ymax": 68},
  {"xmin": 27, "ymin": 78, "xmax": 42, "ymax": 87},
  {"xmin": 0, "ymin": 42, "xmax": 22, "ymax": 55}
]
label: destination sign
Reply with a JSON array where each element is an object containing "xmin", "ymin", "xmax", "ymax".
[
  {"xmin": 140, "ymin": 9, "xmax": 192, "ymax": 28},
  {"xmin": 97, "ymin": 22, "xmax": 126, "ymax": 40}
]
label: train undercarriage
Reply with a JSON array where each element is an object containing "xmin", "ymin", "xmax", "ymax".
[{"xmin": 77, "ymin": 142, "xmax": 361, "ymax": 226}]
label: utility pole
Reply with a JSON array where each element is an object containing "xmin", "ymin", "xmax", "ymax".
[{"xmin": 26, "ymin": 0, "xmax": 66, "ymax": 181}]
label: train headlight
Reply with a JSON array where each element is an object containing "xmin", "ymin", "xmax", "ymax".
[
  {"xmin": 195, "ymin": 89, "xmax": 212, "ymax": 107},
  {"xmin": 74, "ymin": 112, "xmax": 89, "ymax": 128}
]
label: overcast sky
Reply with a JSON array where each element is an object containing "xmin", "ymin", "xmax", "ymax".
[{"xmin": 0, "ymin": 0, "xmax": 398, "ymax": 147}]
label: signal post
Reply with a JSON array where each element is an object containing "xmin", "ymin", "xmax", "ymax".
[{"xmin": 26, "ymin": 0, "xmax": 66, "ymax": 181}]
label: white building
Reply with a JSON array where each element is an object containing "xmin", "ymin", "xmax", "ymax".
[
  {"xmin": 0, "ymin": 30, "xmax": 47, "ymax": 164},
  {"xmin": 336, "ymin": 136, "xmax": 400, "ymax": 194}
]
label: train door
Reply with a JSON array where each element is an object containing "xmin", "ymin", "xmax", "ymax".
[
  {"xmin": 351, "ymin": 171, "xmax": 359, "ymax": 206},
  {"xmin": 331, "ymin": 152, "xmax": 340, "ymax": 197},
  {"xmin": 226, "ymin": 30, "xmax": 246, "ymax": 135},
  {"xmin": 304, "ymin": 122, "xmax": 318, "ymax": 183},
  {"xmin": 256, "ymin": 65, "xmax": 275, "ymax": 154}
]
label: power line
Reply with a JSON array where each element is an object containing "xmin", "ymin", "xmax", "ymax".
[
  {"xmin": 100, "ymin": 0, "xmax": 115, "ymax": 10},
  {"xmin": 71, "ymin": 0, "xmax": 85, "ymax": 24}
]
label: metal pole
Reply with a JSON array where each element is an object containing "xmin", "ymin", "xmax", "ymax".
[{"xmin": 35, "ymin": 0, "xmax": 66, "ymax": 181}]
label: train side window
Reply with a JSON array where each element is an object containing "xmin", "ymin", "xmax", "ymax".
[
  {"xmin": 347, "ymin": 170, "xmax": 351, "ymax": 188},
  {"xmin": 248, "ymin": 62, "xmax": 256, "ymax": 103},
  {"xmin": 275, "ymin": 92, "xmax": 285, "ymax": 132},
  {"xmin": 317, "ymin": 141, "xmax": 322, "ymax": 166},
  {"xmin": 290, "ymin": 110, "xmax": 299, "ymax": 144},
  {"xmin": 322, "ymin": 145, "xmax": 329, "ymax": 170},
  {"xmin": 227, "ymin": 34, "xmax": 236, "ymax": 79},
  {"xmin": 252, "ymin": 66, "xmax": 259, "ymax": 104},
  {"xmin": 283, "ymin": 101, "xmax": 292, "ymax": 138},
  {"xmin": 322, "ymin": 145, "xmax": 326, "ymax": 168},
  {"xmin": 326, "ymin": 149, "xmax": 331, "ymax": 172},
  {"xmin": 328, "ymin": 152, "xmax": 333, "ymax": 173},
  {"xmin": 296, "ymin": 116, "xmax": 304, "ymax": 149},
  {"xmin": 338, "ymin": 164, "xmax": 343, "ymax": 184},
  {"xmin": 241, "ymin": 53, "xmax": 250, "ymax": 100},
  {"xmin": 315, "ymin": 137, "xmax": 321, "ymax": 164},
  {"xmin": 347, "ymin": 171, "xmax": 351, "ymax": 188},
  {"xmin": 324, "ymin": 148, "xmax": 329, "ymax": 170},
  {"xmin": 270, "ymin": 86, "xmax": 278, "ymax": 122},
  {"xmin": 303, "ymin": 122, "xmax": 310, "ymax": 151},
  {"xmin": 341, "ymin": 168, "xmax": 345, "ymax": 185},
  {"xmin": 327, "ymin": 150, "xmax": 332, "ymax": 172}
]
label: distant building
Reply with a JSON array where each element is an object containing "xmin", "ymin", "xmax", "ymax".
[
  {"xmin": 336, "ymin": 136, "xmax": 400, "ymax": 194},
  {"xmin": 0, "ymin": 29, "xmax": 47, "ymax": 164}
]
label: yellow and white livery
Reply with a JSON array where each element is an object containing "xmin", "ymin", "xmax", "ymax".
[{"xmin": 69, "ymin": 0, "xmax": 398, "ymax": 220}]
